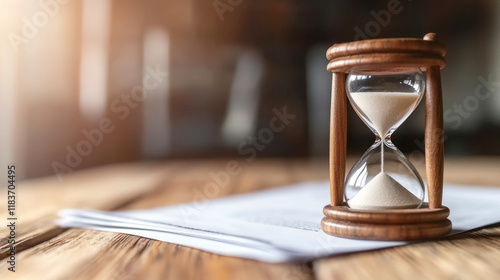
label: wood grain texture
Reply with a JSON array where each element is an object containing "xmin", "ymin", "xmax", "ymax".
[
  {"xmin": 322, "ymin": 204, "xmax": 451, "ymax": 241},
  {"xmin": 326, "ymin": 35, "xmax": 446, "ymax": 73},
  {"xmin": 323, "ymin": 204, "xmax": 450, "ymax": 224},
  {"xmin": 321, "ymin": 218, "xmax": 451, "ymax": 241},
  {"xmin": 0, "ymin": 159, "xmax": 324, "ymax": 280},
  {"xmin": 0, "ymin": 162, "xmax": 171, "ymax": 260},
  {"xmin": 0, "ymin": 158, "xmax": 499, "ymax": 279},
  {"xmin": 327, "ymin": 52, "xmax": 446, "ymax": 73},
  {"xmin": 315, "ymin": 225, "xmax": 500, "ymax": 280},
  {"xmin": 329, "ymin": 73, "xmax": 347, "ymax": 206},
  {"xmin": 326, "ymin": 37, "xmax": 446, "ymax": 61},
  {"xmin": 425, "ymin": 66, "xmax": 445, "ymax": 208}
]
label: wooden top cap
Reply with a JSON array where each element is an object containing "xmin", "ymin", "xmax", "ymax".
[{"xmin": 326, "ymin": 33, "xmax": 446, "ymax": 73}]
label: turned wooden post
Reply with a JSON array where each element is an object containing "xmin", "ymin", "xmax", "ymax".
[
  {"xmin": 424, "ymin": 33, "xmax": 445, "ymax": 209},
  {"xmin": 329, "ymin": 72, "xmax": 347, "ymax": 206}
]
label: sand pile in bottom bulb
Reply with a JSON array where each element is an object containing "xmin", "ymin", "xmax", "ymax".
[{"xmin": 348, "ymin": 172, "xmax": 421, "ymax": 210}]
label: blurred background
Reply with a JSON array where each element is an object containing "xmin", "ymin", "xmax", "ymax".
[{"xmin": 1, "ymin": 0, "xmax": 499, "ymax": 179}]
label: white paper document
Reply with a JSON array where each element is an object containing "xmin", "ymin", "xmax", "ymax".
[{"xmin": 58, "ymin": 182, "xmax": 500, "ymax": 263}]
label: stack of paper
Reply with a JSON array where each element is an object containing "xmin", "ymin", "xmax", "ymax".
[{"xmin": 58, "ymin": 182, "xmax": 500, "ymax": 263}]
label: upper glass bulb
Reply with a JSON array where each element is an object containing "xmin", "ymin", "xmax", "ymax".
[{"xmin": 346, "ymin": 69, "xmax": 425, "ymax": 138}]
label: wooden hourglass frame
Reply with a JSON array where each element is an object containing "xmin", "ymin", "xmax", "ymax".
[{"xmin": 321, "ymin": 33, "xmax": 452, "ymax": 240}]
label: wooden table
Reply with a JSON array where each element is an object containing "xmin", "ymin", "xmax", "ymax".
[{"xmin": 1, "ymin": 157, "xmax": 500, "ymax": 279}]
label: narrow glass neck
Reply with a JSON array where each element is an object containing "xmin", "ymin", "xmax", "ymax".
[
  {"xmin": 375, "ymin": 134, "xmax": 392, "ymax": 142},
  {"xmin": 375, "ymin": 134, "xmax": 395, "ymax": 147}
]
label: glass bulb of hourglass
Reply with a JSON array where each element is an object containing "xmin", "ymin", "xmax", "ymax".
[{"xmin": 345, "ymin": 68, "xmax": 426, "ymax": 210}]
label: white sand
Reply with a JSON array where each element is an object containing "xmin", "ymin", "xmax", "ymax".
[
  {"xmin": 350, "ymin": 92, "xmax": 419, "ymax": 137},
  {"xmin": 348, "ymin": 172, "xmax": 421, "ymax": 210}
]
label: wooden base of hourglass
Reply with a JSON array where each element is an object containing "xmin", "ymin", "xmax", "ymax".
[
  {"xmin": 321, "ymin": 204, "xmax": 451, "ymax": 241},
  {"xmin": 323, "ymin": 33, "xmax": 451, "ymax": 240}
]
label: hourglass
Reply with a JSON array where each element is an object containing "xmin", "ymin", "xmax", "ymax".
[{"xmin": 322, "ymin": 33, "xmax": 452, "ymax": 240}]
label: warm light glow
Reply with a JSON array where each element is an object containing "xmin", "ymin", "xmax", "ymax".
[
  {"xmin": 0, "ymin": 37, "xmax": 18, "ymax": 169},
  {"xmin": 78, "ymin": 0, "xmax": 112, "ymax": 121},
  {"xmin": 0, "ymin": 0, "xmax": 24, "ymax": 177}
]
